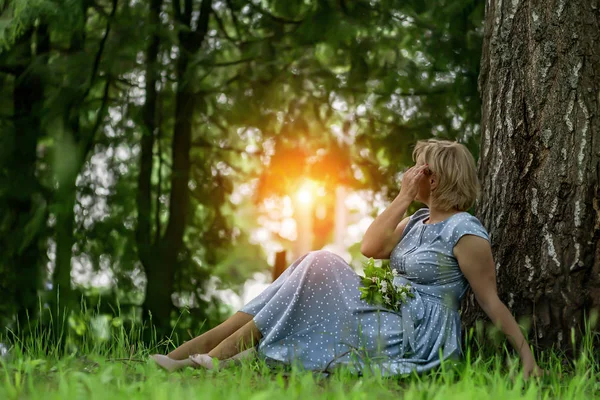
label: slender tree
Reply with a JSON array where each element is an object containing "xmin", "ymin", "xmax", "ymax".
[
  {"xmin": 139, "ymin": 0, "xmax": 214, "ymax": 333},
  {"xmin": 51, "ymin": 0, "xmax": 119, "ymax": 311}
]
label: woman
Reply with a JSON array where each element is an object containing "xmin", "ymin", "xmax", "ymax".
[{"xmin": 151, "ymin": 139, "xmax": 543, "ymax": 379}]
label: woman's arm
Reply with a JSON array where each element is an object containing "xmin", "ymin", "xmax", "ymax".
[
  {"xmin": 360, "ymin": 196, "xmax": 411, "ymax": 259},
  {"xmin": 360, "ymin": 164, "xmax": 429, "ymax": 259},
  {"xmin": 454, "ymin": 235, "xmax": 543, "ymax": 379}
]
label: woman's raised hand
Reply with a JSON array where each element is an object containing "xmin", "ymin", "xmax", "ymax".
[{"xmin": 398, "ymin": 164, "xmax": 429, "ymax": 201}]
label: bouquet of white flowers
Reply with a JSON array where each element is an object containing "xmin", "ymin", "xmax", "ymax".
[{"xmin": 358, "ymin": 257, "xmax": 414, "ymax": 312}]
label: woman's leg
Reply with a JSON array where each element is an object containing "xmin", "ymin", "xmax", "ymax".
[
  {"xmin": 150, "ymin": 311, "xmax": 255, "ymax": 372},
  {"xmin": 173, "ymin": 256, "xmax": 309, "ymax": 361},
  {"xmin": 166, "ymin": 311, "xmax": 254, "ymax": 360},
  {"xmin": 207, "ymin": 319, "xmax": 262, "ymax": 360},
  {"xmin": 153, "ymin": 253, "xmax": 313, "ymax": 371},
  {"xmin": 190, "ymin": 319, "xmax": 262, "ymax": 369}
]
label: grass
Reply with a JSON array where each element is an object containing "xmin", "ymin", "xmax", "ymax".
[{"xmin": 0, "ymin": 307, "xmax": 599, "ymax": 399}]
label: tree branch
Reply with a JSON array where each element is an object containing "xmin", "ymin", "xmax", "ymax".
[
  {"xmin": 189, "ymin": 57, "xmax": 254, "ymax": 70},
  {"xmin": 225, "ymin": 0, "xmax": 242, "ymax": 39},
  {"xmin": 247, "ymin": 3, "xmax": 304, "ymax": 24},
  {"xmin": 193, "ymin": 0, "xmax": 212, "ymax": 45},
  {"xmin": 81, "ymin": 0, "xmax": 118, "ymax": 104},
  {"xmin": 354, "ymin": 114, "xmax": 433, "ymax": 131},
  {"xmin": 154, "ymin": 93, "xmax": 164, "ymax": 245},
  {"xmin": 0, "ymin": 65, "xmax": 19, "ymax": 75},
  {"xmin": 184, "ymin": 0, "xmax": 193, "ymax": 24},
  {"xmin": 83, "ymin": 75, "xmax": 112, "ymax": 160},
  {"xmin": 89, "ymin": 0, "xmax": 110, "ymax": 18},
  {"xmin": 339, "ymin": 85, "xmax": 451, "ymax": 97},
  {"xmin": 137, "ymin": 0, "xmax": 163, "ymax": 254},
  {"xmin": 211, "ymin": 57, "xmax": 254, "ymax": 67},
  {"xmin": 193, "ymin": 73, "xmax": 240, "ymax": 94},
  {"xmin": 191, "ymin": 138, "xmax": 262, "ymax": 156},
  {"xmin": 389, "ymin": 11, "xmax": 438, "ymax": 33},
  {"xmin": 212, "ymin": 8, "xmax": 236, "ymax": 43},
  {"xmin": 172, "ymin": 0, "xmax": 182, "ymax": 21},
  {"xmin": 152, "ymin": 149, "xmax": 172, "ymax": 168}
]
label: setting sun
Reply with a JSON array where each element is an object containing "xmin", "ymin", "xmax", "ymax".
[
  {"xmin": 296, "ymin": 188, "xmax": 313, "ymax": 204},
  {"xmin": 295, "ymin": 180, "xmax": 319, "ymax": 205}
]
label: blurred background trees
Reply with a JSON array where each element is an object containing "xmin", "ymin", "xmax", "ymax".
[{"xmin": 0, "ymin": 0, "xmax": 483, "ymax": 344}]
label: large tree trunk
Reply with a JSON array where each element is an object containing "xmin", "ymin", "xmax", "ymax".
[{"xmin": 462, "ymin": 0, "xmax": 600, "ymax": 351}]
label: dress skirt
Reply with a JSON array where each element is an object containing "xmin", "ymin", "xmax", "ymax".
[{"xmin": 239, "ymin": 250, "xmax": 462, "ymax": 376}]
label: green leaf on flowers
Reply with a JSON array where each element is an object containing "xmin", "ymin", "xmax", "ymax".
[{"xmin": 374, "ymin": 292, "xmax": 383, "ymax": 304}]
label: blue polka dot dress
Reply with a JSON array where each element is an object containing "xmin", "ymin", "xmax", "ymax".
[{"xmin": 240, "ymin": 207, "xmax": 490, "ymax": 376}]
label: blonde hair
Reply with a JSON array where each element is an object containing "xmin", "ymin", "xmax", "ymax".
[{"xmin": 412, "ymin": 139, "xmax": 480, "ymax": 211}]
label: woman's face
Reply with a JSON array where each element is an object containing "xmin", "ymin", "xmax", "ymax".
[{"xmin": 414, "ymin": 158, "xmax": 433, "ymax": 205}]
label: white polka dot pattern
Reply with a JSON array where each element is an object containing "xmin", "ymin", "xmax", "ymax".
[{"xmin": 239, "ymin": 207, "xmax": 490, "ymax": 376}]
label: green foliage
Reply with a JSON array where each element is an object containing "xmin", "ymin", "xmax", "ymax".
[
  {"xmin": 0, "ymin": 0, "xmax": 83, "ymax": 49},
  {"xmin": 0, "ymin": 0, "xmax": 485, "ymax": 335}
]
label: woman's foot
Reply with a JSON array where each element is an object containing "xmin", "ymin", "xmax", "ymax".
[
  {"xmin": 189, "ymin": 354, "xmax": 219, "ymax": 370},
  {"xmin": 150, "ymin": 354, "xmax": 195, "ymax": 372},
  {"xmin": 189, "ymin": 347, "xmax": 257, "ymax": 370}
]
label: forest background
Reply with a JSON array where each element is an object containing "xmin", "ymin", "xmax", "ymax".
[{"xmin": 0, "ymin": 0, "xmax": 598, "ymax": 357}]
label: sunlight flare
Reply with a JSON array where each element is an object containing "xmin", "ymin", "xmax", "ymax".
[{"xmin": 295, "ymin": 179, "xmax": 319, "ymax": 205}]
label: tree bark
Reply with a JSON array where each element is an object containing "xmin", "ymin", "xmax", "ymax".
[
  {"xmin": 136, "ymin": 0, "xmax": 161, "ymax": 265},
  {"xmin": 140, "ymin": 0, "xmax": 213, "ymax": 334},
  {"xmin": 0, "ymin": 25, "xmax": 49, "ymax": 328},
  {"xmin": 53, "ymin": 173, "xmax": 78, "ymax": 310},
  {"xmin": 462, "ymin": 0, "xmax": 600, "ymax": 351},
  {"xmin": 137, "ymin": 0, "xmax": 164, "ymax": 329}
]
